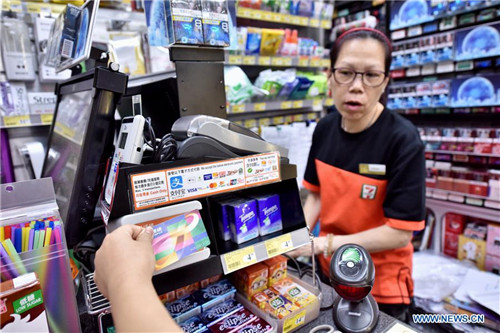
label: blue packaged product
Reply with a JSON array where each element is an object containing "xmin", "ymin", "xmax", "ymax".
[
  {"xmin": 253, "ymin": 194, "xmax": 283, "ymax": 236},
  {"xmin": 217, "ymin": 199, "xmax": 232, "ymax": 241},
  {"xmin": 245, "ymin": 28, "xmax": 262, "ymax": 55},
  {"xmin": 201, "ymin": 0, "xmax": 230, "ymax": 46},
  {"xmin": 180, "ymin": 316, "xmax": 208, "ymax": 333},
  {"xmin": 227, "ymin": 199, "xmax": 259, "ymax": 244},
  {"xmin": 165, "ymin": 295, "xmax": 201, "ymax": 323},
  {"xmin": 193, "ymin": 278, "xmax": 236, "ymax": 310},
  {"xmin": 60, "ymin": 4, "xmax": 80, "ymax": 59},
  {"xmin": 199, "ymin": 299, "xmax": 243, "ymax": 324}
]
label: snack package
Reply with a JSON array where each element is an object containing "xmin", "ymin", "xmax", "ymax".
[
  {"xmin": 262, "ymin": 255, "xmax": 287, "ymax": 286},
  {"xmin": 0, "ymin": 273, "xmax": 49, "ymax": 332},
  {"xmin": 199, "ymin": 299, "xmax": 243, "ymax": 324},
  {"xmin": 230, "ymin": 317, "xmax": 273, "ymax": 333},
  {"xmin": 271, "ymin": 277, "xmax": 316, "ymax": 307},
  {"xmin": 207, "ymin": 308, "xmax": 256, "ymax": 333},
  {"xmin": 262, "ymin": 294, "xmax": 299, "ymax": 319},
  {"xmin": 193, "ymin": 279, "xmax": 236, "ymax": 310},
  {"xmin": 165, "ymin": 295, "xmax": 201, "ymax": 323},
  {"xmin": 236, "ymin": 263, "xmax": 268, "ymax": 299},
  {"xmin": 260, "ymin": 29, "xmax": 285, "ymax": 56},
  {"xmin": 179, "ymin": 315, "xmax": 209, "ymax": 333}
]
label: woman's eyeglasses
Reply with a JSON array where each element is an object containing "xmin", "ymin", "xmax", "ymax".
[{"xmin": 331, "ymin": 68, "xmax": 387, "ymax": 87}]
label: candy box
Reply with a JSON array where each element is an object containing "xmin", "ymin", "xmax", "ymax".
[
  {"xmin": 208, "ymin": 308, "xmax": 256, "ymax": 333},
  {"xmin": 165, "ymin": 295, "xmax": 201, "ymax": 323},
  {"xmin": 193, "ymin": 279, "xmax": 236, "ymax": 310},
  {"xmin": 236, "ymin": 263, "xmax": 268, "ymax": 299},
  {"xmin": 179, "ymin": 315, "xmax": 209, "ymax": 333},
  {"xmin": 271, "ymin": 278, "xmax": 316, "ymax": 308},
  {"xmin": 228, "ymin": 317, "xmax": 273, "ymax": 333},
  {"xmin": 262, "ymin": 255, "xmax": 287, "ymax": 286},
  {"xmin": 199, "ymin": 299, "xmax": 243, "ymax": 324},
  {"xmin": 263, "ymin": 294, "xmax": 299, "ymax": 319},
  {"xmin": 176, "ymin": 282, "xmax": 201, "ymax": 299}
]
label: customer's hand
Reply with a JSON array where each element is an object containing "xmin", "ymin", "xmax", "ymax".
[
  {"xmin": 287, "ymin": 236, "xmax": 326, "ymax": 258},
  {"xmin": 94, "ymin": 225, "xmax": 155, "ymax": 299}
]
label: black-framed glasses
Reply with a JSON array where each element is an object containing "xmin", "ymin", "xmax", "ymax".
[{"xmin": 331, "ymin": 68, "xmax": 387, "ymax": 87}]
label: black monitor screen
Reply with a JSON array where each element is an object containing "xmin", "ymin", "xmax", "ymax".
[{"xmin": 43, "ymin": 89, "xmax": 93, "ymax": 223}]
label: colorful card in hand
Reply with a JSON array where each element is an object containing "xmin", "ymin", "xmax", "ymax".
[{"xmin": 152, "ymin": 210, "xmax": 210, "ymax": 271}]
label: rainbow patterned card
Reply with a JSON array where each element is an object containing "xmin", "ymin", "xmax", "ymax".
[{"xmin": 152, "ymin": 210, "xmax": 210, "ymax": 271}]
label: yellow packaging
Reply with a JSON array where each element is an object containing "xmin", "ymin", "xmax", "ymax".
[
  {"xmin": 272, "ymin": 278, "xmax": 316, "ymax": 307},
  {"xmin": 264, "ymin": 294, "xmax": 300, "ymax": 319},
  {"xmin": 260, "ymin": 29, "xmax": 285, "ymax": 56},
  {"xmin": 458, "ymin": 235, "xmax": 486, "ymax": 270},
  {"xmin": 237, "ymin": 263, "xmax": 268, "ymax": 299}
]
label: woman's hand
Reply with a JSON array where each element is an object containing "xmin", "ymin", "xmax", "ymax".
[
  {"xmin": 287, "ymin": 236, "xmax": 327, "ymax": 258},
  {"xmin": 94, "ymin": 225, "xmax": 155, "ymax": 299}
]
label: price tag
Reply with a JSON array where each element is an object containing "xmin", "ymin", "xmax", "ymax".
[
  {"xmin": 295, "ymin": 114, "xmax": 305, "ymax": 121},
  {"xmin": 40, "ymin": 114, "xmax": 53, "ymax": 125},
  {"xmin": 283, "ymin": 14, "xmax": 292, "ymax": 23},
  {"xmin": 254, "ymin": 103, "xmax": 266, "ymax": 111},
  {"xmin": 259, "ymin": 118, "xmax": 271, "ymax": 126},
  {"xmin": 272, "ymin": 116, "xmax": 284, "ymax": 125},
  {"xmin": 283, "ymin": 57, "xmax": 292, "ymax": 66},
  {"xmin": 238, "ymin": 7, "xmax": 251, "ymax": 18},
  {"xmin": 231, "ymin": 104, "xmax": 245, "ymax": 113},
  {"xmin": 228, "ymin": 55, "xmax": 242, "ymax": 64},
  {"xmin": 2, "ymin": 1, "xmax": 9, "ymax": 11},
  {"xmin": 321, "ymin": 59, "xmax": 331, "ymax": 67},
  {"xmin": 280, "ymin": 101, "xmax": 292, "ymax": 109},
  {"xmin": 9, "ymin": 1, "xmax": 22, "ymax": 12},
  {"xmin": 324, "ymin": 98, "xmax": 334, "ymax": 106},
  {"xmin": 40, "ymin": 5, "xmax": 51, "ymax": 16},
  {"xmin": 263, "ymin": 11, "xmax": 273, "ymax": 21},
  {"xmin": 243, "ymin": 56, "xmax": 256, "ymax": 65},
  {"xmin": 265, "ymin": 233, "xmax": 293, "ymax": 257},
  {"xmin": 313, "ymin": 99, "xmax": 323, "ymax": 108},
  {"xmin": 291, "ymin": 16, "xmax": 301, "ymax": 25},
  {"xmin": 284, "ymin": 310, "xmax": 306, "ymax": 332},
  {"xmin": 27, "ymin": 2, "xmax": 41, "ymax": 13},
  {"xmin": 285, "ymin": 115, "xmax": 293, "ymax": 124},
  {"xmin": 298, "ymin": 57, "xmax": 309, "ymax": 67},
  {"xmin": 310, "ymin": 57, "xmax": 321, "ymax": 67},
  {"xmin": 244, "ymin": 119, "xmax": 257, "ymax": 128},
  {"xmin": 321, "ymin": 20, "xmax": 332, "ymax": 29},
  {"xmin": 223, "ymin": 246, "xmax": 257, "ymax": 273},
  {"xmin": 49, "ymin": 3, "xmax": 64, "ymax": 14},
  {"xmin": 292, "ymin": 100, "xmax": 304, "ymax": 108},
  {"xmin": 307, "ymin": 113, "xmax": 317, "ymax": 120},
  {"xmin": 299, "ymin": 17, "xmax": 309, "ymax": 26},
  {"xmin": 272, "ymin": 13, "xmax": 282, "ymax": 21},
  {"xmin": 310, "ymin": 18, "xmax": 320, "ymax": 27},
  {"xmin": 3, "ymin": 115, "xmax": 30, "ymax": 127},
  {"xmin": 258, "ymin": 56, "xmax": 271, "ymax": 65},
  {"xmin": 252, "ymin": 10, "xmax": 262, "ymax": 19},
  {"xmin": 271, "ymin": 57, "xmax": 285, "ymax": 66}
]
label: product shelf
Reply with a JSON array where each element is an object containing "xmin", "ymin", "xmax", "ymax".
[
  {"xmin": 426, "ymin": 150, "xmax": 498, "ymax": 158},
  {"xmin": 427, "ymin": 188, "xmax": 500, "ymax": 203},
  {"xmin": 0, "ymin": 114, "xmax": 53, "ymax": 128},
  {"xmin": 236, "ymin": 7, "xmax": 332, "ymax": 29},
  {"xmin": 228, "ymin": 98, "xmax": 334, "ymax": 114},
  {"xmin": 225, "ymin": 53, "xmax": 330, "ymax": 68}
]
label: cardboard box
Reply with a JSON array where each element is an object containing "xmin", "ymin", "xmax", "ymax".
[
  {"xmin": 486, "ymin": 224, "xmax": 500, "ymax": 255},
  {"xmin": 236, "ymin": 263, "xmax": 268, "ymax": 299},
  {"xmin": 445, "ymin": 213, "xmax": 466, "ymax": 234},
  {"xmin": 458, "ymin": 235, "xmax": 486, "ymax": 270},
  {"xmin": 262, "ymin": 255, "xmax": 287, "ymax": 287}
]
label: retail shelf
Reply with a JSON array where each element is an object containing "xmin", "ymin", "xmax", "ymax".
[
  {"xmin": 234, "ymin": 112, "xmax": 320, "ymax": 128},
  {"xmin": 220, "ymin": 227, "xmax": 310, "ymax": 275},
  {"xmin": 428, "ymin": 188, "xmax": 499, "ymax": 203},
  {"xmin": 399, "ymin": 112, "xmax": 500, "ymax": 125},
  {"xmin": 1, "ymin": 0, "xmax": 65, "ymax": 14},
  {"xmin": 236, "ymin": 7, "xmax": 332, "ymax": 29},
  {"xmin": 426, "ymin": 198, "xmax": 500, "ymax": 254},
  {"xmin": 426, "ymin": 150, "xmax": 498, "ymax": 158},
  {"xmin": 228, "ymin": 98, "xmax": 334, "ymax": 114},
  {"xmin": 225, "ymin": 54, "xmax": 330, "ymax": 68},
  {"xmin": 0, "ymin": 114, "xmax": 53, "ymax": 129}
]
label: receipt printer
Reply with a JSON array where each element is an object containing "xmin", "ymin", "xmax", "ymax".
[{"xmin": 172, "ymin": 115, "xmax": 288, "ymax": 160}]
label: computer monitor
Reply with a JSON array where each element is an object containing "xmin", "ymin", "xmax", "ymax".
[
  {"xmin": 45, "ymin": 0, "xmax": 100, "ymax": 72},
  {"xmin": 42, "ymin": 67, "xmax": 128, "ymax": 247}
]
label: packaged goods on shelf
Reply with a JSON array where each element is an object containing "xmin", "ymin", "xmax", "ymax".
[
  {"xmin": 454, "ymin": 22, "xmax": 500, "ymax": 61},
  {"xmin": 262, "ymin": 255, "xmax": 287, "ymax": 286},
  {"xmin": 250, "ymin": 194, "xmax": 283, "ymax": 236},
  {"xmin": 201, "ymin": 0, "xmax": 230, "ymax": 46},
  {"xmin": 234, "ymin": 263, "xmax": 269, "ymax": 299}
]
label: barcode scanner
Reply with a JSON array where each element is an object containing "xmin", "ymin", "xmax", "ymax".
[{"xmin": 329, "ymin": 244, "xmax": 379, "ymax": 333}]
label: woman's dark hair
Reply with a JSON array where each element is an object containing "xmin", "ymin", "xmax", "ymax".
[{"xmin": 330, "ymin": 28, "xmax": 392, "ymax": 75}]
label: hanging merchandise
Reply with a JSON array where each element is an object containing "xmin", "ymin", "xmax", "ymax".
[
  {"xmin": 108, "ymin": 32, "xmax": 147, "ymax": 76},
  {"xmin": 0, "ymin": 19, "xmax": 36, "ymax": 81}
]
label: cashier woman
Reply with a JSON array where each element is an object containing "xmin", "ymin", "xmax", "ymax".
[
  {"xmin": 94, "ymin": 27, "xmax": 425, "ymax": 329},
  {"xmin": 289, "ymin": 28, "xmax": 426, "ymax": 321}
]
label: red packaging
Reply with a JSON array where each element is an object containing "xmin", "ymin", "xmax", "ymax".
[
  {"xmin": 175, "ymin": 282, "xmax": 200, "ymax": 299},
  {"xmin": 159, "ymin": 291, "xmax": 176, "ymax": 303},
  {"xmin": 469, "ymin": 171, "xmax": 489, "ymax": 197},
  {"xmin": 474, "ymin": 138, "xmax": 493, "ymax": 154},
  {"xmin": 451, "ymin": 167, "xmax": 470, "ymax": 194},
  {"xmin": 445, "ymin": 213, "xmax": 466, "ymax": 234},
  {"xmin": 443, "ymin": 231, "xmax": 460, "ymax": 258},
  {"xmin": 229, "ymin": 317, "xmax": 273, "ymax": 333},
  {"xmin": 208, "ymin": 308, "xmax": 256, "ymax": 333}
]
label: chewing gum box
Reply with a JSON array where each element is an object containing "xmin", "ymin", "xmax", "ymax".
[
  {"xmin": 272, "ymin": 277, "xmax": 316, "ymax": 307},
  {"xmin": 179, "ymin": 315, "xmax": 208, "ymax": 333},
  {"xmin": 193, "ymin": 279, "xmax": 236, "ymax": 310},
  {"xmin": 230, "ymin": 317, "xmax": 273, "ymax": 333},
  {"xmin": 199, "ymin": 299, "xmax": 242, "ymax": 324},
  {"xmin": 253, "ymin": 194, "xmax": 283, "ymax": 236},
  {"xmin": 207, "ymin": 308, "xmax": 256, "ymax": 333},
  {"xmin": 227, "ymin": 199, "xmax": 259, "ymax": 244},
  {"xmin": 165, "ymin": 295, "xmax": 201, "ymax": 323},
  {"xmin": 0, "ymin": 273, "xmax": 49, "ymax": 332}
]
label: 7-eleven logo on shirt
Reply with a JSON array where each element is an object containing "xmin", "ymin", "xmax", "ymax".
[{"xmin": 361, "ymin": 184, "xmax": 378, "ymax": 200}]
